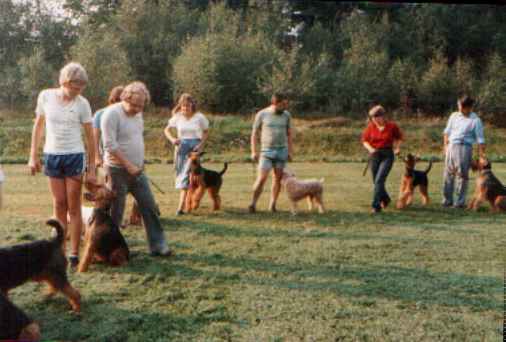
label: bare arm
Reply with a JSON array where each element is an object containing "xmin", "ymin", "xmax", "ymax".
[
  {"xmin": 362, "ymin": 142, "xmax": 376, "ymax": 154},
  {"xmin": 393, "ymin": 138, "xmax": 402, "ymax": 155},
  {"xmin": 28, "ymin": 115, "xmax": 45, "ymax": 175},
  {"xmin": 93, "ymin": 127, "xmax": 102, "ymax": 166},
  {"xmin": 250, "ymin": 128, "xmax": 259, "ymax": 161},
  {"xmin": 164, "ymin": 126, "xmax": 179, "ymax": 145},
  {"xmin": 443, "ymin": 134, "xmax": 449, "ymax": 154},
  {"xmin": 287, "ymin": 127, "xmax": 294, "ymax": 160},
  {"xmin": 478, "ymin": 144, "xmax": 486, "ymax": 158},
  {"xmin": 196, "ymin": 129, "xmax": 209, "ymax": 152},
  {"xmin": 83, "ymin": 122, "xmax": 96, "ymax": 180}
]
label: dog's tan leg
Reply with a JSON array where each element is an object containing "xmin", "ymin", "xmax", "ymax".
[
  {"xmin": 306, "ymin": 196, "xmax": 314, "ymax": 211},
  {"xmin": 61, "ymin": 282, "xmax": 81, "ymax": 313},
  {"xmin": 290, "ymin": 200, "xmax": 298, "ymax": 215},
  {"xmin": 18, "ymin": 322, "xmax": 41, "ymax": 342},
  {"xmin": 314, "ymin": 193, "xmax": 325, "ymax": 214},
  {"xmin": 419, "ymin": 185, "xmax": 430, "ymax": 205},
  {"xmin": 208, "ymin": 187, "xmax": 221, "ymax": 211},
  {"xmin": 185, "ymin": 188, "xmax": 193, "ymax": 212},
  {"xmin": 192, "ymin": 186, "xmax": 206, "ymax": 210},
  {"xmin": 78, "ymin": 227, "xmax": 98, "ymax": 273}
]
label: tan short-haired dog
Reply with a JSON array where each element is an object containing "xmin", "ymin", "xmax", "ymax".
[{"xmin": 281, "ymin": 169, "xmax": 325, "ymax": 215}]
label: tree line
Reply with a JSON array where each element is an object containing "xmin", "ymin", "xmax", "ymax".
[{"xmin": 1, "ymin": 0, "xmax": 505, "ymax": 125}]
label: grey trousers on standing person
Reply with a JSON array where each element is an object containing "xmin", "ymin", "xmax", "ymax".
[
  {"xmin": 442, "ymin": 144, "xmax": 473, "ymax": 207},
  {"xmin": 106, "ymin": 166, "xmax": 170, "ymax": 254}
]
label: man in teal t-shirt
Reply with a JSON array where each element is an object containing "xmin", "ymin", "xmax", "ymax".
[{"xmin": 249, "ymin": 93, "xmax": 293, "ymax": 213}]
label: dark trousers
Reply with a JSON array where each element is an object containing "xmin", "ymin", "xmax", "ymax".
[{"xmin": 370, "ymin": 149, "xmax": 394, "ymax": 210}]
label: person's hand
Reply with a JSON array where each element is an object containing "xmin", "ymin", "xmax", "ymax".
[
  {"xmin": 251, "ymin": 152, "xmax": 259, "ymax": 163},
  {"xmin": 394, "ymin": 147, "xmax": 400, "ymax": 156},
  {"xmin": 28, "ymin": 157, "xmax": 41, "ymax": 176},
  {"xmin": 86, "ymin": 170, "xmax": 97, "ymax": 185},
  {"xmin": 95, "ymin": 156, "xmax": 103, "ymax": 168},
  {"xmin": 368, "ymin": 147, "xmax": 377, "ymax": 155},
  {"xmin": 288, "ymin": 154, "xmax": 293, "ymax": 162},
  {"xmin": 195, "ymin": 143, "xmax": 204, "ymax": 153},
  {"xmin": 126, "ymin": 164, "xmax": 142, "ymax": 177},
  {"xmin": 172, "ymin": 138, "xmax": 181, "ymax": 146}
]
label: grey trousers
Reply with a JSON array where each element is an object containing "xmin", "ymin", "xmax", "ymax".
[
  {"xmin": 107, "ymin": 166, "xmax": 169, "ymax": 254},
  {"xmin": 442, "ymin": 144, "xmax": 473, "ymax": 207}
]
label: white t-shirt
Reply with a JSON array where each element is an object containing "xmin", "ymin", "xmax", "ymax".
[
  {"xmin": 167, "ymin": 112, "xmax": 209, "ymax": 140},
  {"xmin": 35, "ymin": 88, "xmax": 92, "ymax": 154}
]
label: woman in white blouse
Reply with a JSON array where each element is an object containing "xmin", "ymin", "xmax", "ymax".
[
  {"xmin": 164, "ymin": 93, "xmax": 209, "ymax": 215},
  {"xmin": 28, "ymin": 62, "xmax": 96, "ymax": 269}
]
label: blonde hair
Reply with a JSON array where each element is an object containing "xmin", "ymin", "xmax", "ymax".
[
  {"xmin": 108, "ymin": 86, "xmax": 124, "ymax": 105},
  {"xmin": 368, "ymin": 105, "xmax": 386, "ymax": 119},
  {"xmin": 171, "ymin": 93, "xmax": 196, "ymax": 116},
  {"xmin": 59, "ymin": 62, "xmax": 88, "ymax": 85},
  {"xmin": 120, "ymin": 81, "xmax": 151, "ymax": 105}
]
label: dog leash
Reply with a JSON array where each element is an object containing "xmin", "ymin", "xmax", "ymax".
[{"xmin": 147, "ymin": 177, "xmax": 166, "ymax": 195}]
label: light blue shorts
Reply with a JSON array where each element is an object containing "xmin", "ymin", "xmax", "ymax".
[{"xmin": 259, "ymin": 147, "xmax": 288, "ymax": 170}]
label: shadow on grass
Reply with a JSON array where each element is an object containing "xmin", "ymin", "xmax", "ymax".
[
  {"xmin": 163, "ymin": 217, "xmax": 458, "ymax": 245},
  {"xmin": 118, "ymin": 250, "xmax": 502, "ymax": 313},
  {"xmin": 26, "ymin": 287, "xmax": 235, "ymax": 341}
]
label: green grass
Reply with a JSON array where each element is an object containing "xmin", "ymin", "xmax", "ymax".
[{"xmin": 0, "ymin": 162, "xmax": 504, "ymax": 341}]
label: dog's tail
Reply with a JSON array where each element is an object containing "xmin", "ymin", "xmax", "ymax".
[
  {"xmin": 424, "ymin": 159, "xmax": 433, "ymax": 174},
  {"xmin": 46, "ymin": 219, "xmax": 65, "ymax": 245},
  {"xmin": 219, "ymin": 162, "xmax": 228, "ymax": 176}
]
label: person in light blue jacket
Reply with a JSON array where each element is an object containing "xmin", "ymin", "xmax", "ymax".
[{"xmin": 442, "ymin": 95, "xmax": 486, "ymax": 208}]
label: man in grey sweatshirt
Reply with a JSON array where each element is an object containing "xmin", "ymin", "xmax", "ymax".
[{"xmin": 101, "ymin": 81, "xmax": 171, "ymax": 257}]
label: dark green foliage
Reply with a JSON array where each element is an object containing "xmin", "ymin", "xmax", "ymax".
[{"xmin": 1, "ymin": 1, "xmax": 506, "ymax": 120}]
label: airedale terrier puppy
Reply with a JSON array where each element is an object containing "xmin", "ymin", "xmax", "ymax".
[
  {"xmin": 0, "ymin": 219, "xmax": 81, "ymax": 312},
  {"xmin": 0, "ymin": 293, "xmax": 41, "ymax": 341},
  {"xmin": 281, "ymin": 169, "xmax": 325, "ymax": 215},
  {"xmin": 468, "ymin": 157, "xmax": 506, "ymax": 212},
  {"xmin": 78, "ymin": 182, "xmax": 129, "ymax": 273},
  {"xmin": 185, "ymin": 151, "xmax": 228, "ymax": 212},
  {"xmin": 396, "ymin": 154, "xmax": 432, "ymax": 209}
]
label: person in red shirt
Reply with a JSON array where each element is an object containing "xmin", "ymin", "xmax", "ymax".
[{"xmin": 362, "ymin": 105, "xmax": 403, "ymax": 213}]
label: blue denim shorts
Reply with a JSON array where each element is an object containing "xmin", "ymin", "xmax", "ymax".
[
  {"xmin": 259, "ymin": 147, "xmax": 288, "ymax": 170},
  {"xmin": 44, "ymin": 153, "xmax": 86, "ymax": 178}
]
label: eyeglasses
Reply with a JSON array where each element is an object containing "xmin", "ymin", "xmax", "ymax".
[
  {"xmin": 371, "ymin": 113, "xmax": 384, "ymax": 118},
  {"xmin": 125, "ymin": 100, "xmax": 144, "ymax": 111}
]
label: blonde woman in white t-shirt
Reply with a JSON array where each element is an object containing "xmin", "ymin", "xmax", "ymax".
[
  {"xmin": 28, "ymin": 62, "xmax": 96, "ymax": 269},
  {"xmin": 164, "ymin": 93, "xmax": 209, "ymax": 215}
]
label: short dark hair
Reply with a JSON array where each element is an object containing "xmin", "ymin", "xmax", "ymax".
[
  {"xmin": 458, "ymin": 95, "xmax": 475, "ymax": 108},
  {"xmin": 272, "ymin": 92, "xmax": 288, "ymax": 103}
]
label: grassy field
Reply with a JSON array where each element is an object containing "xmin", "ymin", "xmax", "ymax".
[{"xmin": 0, "ymin": 162, "xmax": 504, "ymax": 341}]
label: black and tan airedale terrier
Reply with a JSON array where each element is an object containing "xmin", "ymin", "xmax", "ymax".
[
  {"xmin": 468, "ymin": 157, "xmax": 506, "ymax": 212},
  {"xmin": 0, "ymin": 293, "xmax": 40, "ymax": 341},
  {"xmin": 186, "ymin": 151, "xmax": 228, "ymax": 212},
  {"xmin": 0, "ymin": 219, "xmax": 81, "ymax": 312},
  {"xmin": 78, "ymin": 182, "xmax": 130, "ymax": 273},
  {"xmin": 396, "ymin": 153, "xmax": 433, "ymax": 209}
]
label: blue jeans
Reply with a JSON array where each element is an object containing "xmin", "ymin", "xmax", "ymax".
[
  {"xmin": 107, "ymin": 166, "xmax": 169, "ymax": 254},
  {"xmin": 370, "ymin": 149, "xmax": 394, "ymax": 210}
]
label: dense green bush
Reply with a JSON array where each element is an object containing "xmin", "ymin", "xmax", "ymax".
[
  {"xmin": 19, "ymin": 47, "xmax": 58, "ymax": 106},
  {"xmin": 173, "ymin": 4, "xmax": 273, "ymax": 113},
  {"xmin": 417, "ymin": 52, "xmax": 458, "ymax": 115},
  {"xmin": 478, "ymin": 53, "xmax": 506, "ymax": 127},
  {"xmin": 70, "ymin": 30, "xmax": 132, "ymax": 108}
]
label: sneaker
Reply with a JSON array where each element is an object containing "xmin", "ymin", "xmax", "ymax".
[
  {"xmin": 441, "ymin": 202, "xmax": 453, "ymax": 208},
  {"xmin": 150, "ymin": 245, "xmax": 173, "ymax": 258},
  {"xmin": 176, "ymin": 210, "xmax": 185, "ymax": 216},
  {"xmin": 268, "ymin": 204, "xmax": 277, "ymax": 213},
  {"xmin": 371, "ymin": 208, "xmax": 381, "ymax": 214},
  {"xmin": 453, "ymin": 204, "xmax": 466, "ymax": 209},
  {"xmin": 68, "ymin": 256, "xmax": 79, "ymax": 270},
  {"xmin": 248, "ymin": 204, "xmax": 256, "ymax": 214}
]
